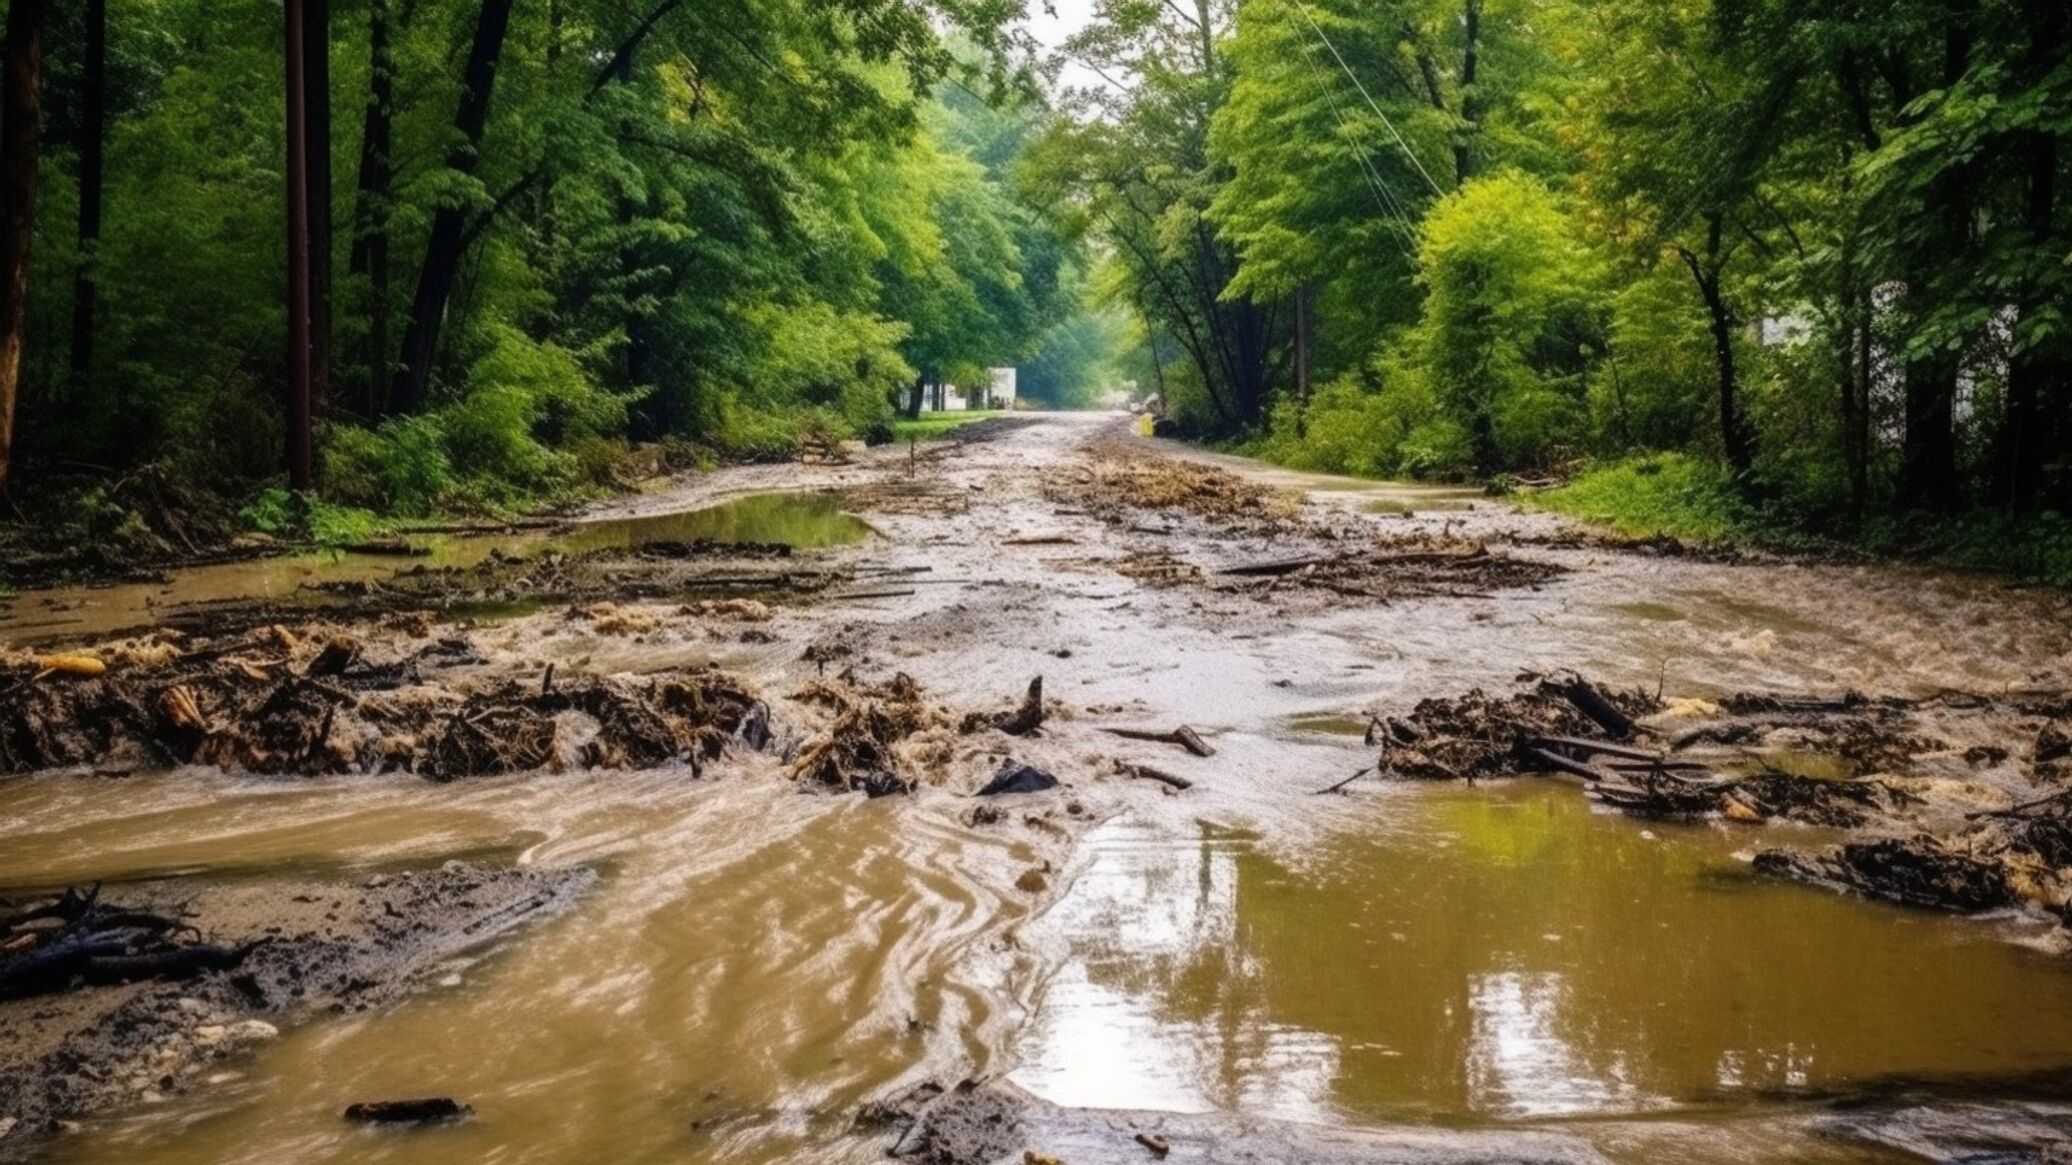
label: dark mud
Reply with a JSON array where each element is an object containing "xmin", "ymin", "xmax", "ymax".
[
  {"xmin": 0, "ymin": 623, "xmax": 767, "ymax": 779},
  {"xmin": 0, "ymin": 861, "xmax": 592, "ymax": 1159}
]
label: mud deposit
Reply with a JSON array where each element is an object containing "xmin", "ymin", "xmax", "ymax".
[{"xmin": 6, "ymin": 415, "xmax": 2072, "ymax": 1165}]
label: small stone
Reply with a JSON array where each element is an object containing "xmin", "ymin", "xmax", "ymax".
[
  {"xmin": 195, "ymin": 1025, "xmax": 227, "ymax": 1044},
  {"xmin": 1015, "ymin": 869, "xmax": 1049, "ymax": 894},
  {"xmin": 140, "ymin": 1091, "xmax": 166, "ymax": 1105},
  {"xmin": 0, "ymin": 1117, "xmax": 16, "ymax": 1139},
  {"xmin": 226, "ymin": 1020, "xmax": 279, "ymax": 1042},
  {"xmin": 175, "ymin": 997, "xmax": 209, "ymax": 1016}
]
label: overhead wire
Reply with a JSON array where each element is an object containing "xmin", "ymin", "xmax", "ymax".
[{"xmin": 1287, "ymin": 0, "xmax": 1446, "ymax": 197}]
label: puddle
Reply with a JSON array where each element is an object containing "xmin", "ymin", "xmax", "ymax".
[
  {"xmin": 0, "ymin": 492, "xmax": 871, "ymax": 645},
  {"xmin": 547, "ymin": 493, "xmax": 874, "ymax": 554},
  {"xmin": 1013, "ymin": 783, "xmax": 2072, "ymax": 1128},
  {"xmin": 1286, "ymin": 714, "xmax": 1373, "ymax": 738},
  {"xmin": 1610, "ymin": 601, "xmax": 1687, "ymax": 623}
]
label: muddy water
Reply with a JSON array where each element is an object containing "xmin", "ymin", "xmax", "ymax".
[
  {"xmin": 1014, "ymin": 786, "xmax": 2072, "ymax": 1132},
  {"xmin": 0, "ymin": 770, "xmax": 1035, "ymax": 1165},
  {"xmin": 0, "ymin": 491, "xmax": 871, "ymax": 645},
  {"xmin": 8, "ymin": 416, "xmax": 2072, "ymax": 1163}
]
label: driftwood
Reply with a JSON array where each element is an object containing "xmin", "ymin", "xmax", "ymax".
[
  {"xmin": 1002, "ymin": 533, "xmax": 1078, "ymax": 546},
  {"xmin": 968, "ymin": 677, "xmax": 1045, "ymax": 737},
  {"xmin": 1313, "ymin": 765, "xmax": 1377, "ymax": 795},
  {"xmin": 1217, "ymin": 556, "xmax": 1333, "ymax": 578},
  {"xmin": 1124, "ymin": 763, "xmax": 1193, "ymax": 791},
  {"xmin": 344, "ymin": 1098, "xmax": 473, "ymax": 1125},
  {"xmin": 0, "ymin": 886, "xmax": 248, "ymax": 1001},
  {"xmin": 1539, "ymin": 675, "xmax": 1636, "ymax": 740},
  {"xmin": 1100, "ymin": 724, "xmax": 1214, "ymax": 757},
  {"xmin": 1135, "ymin": 1132, "xmax": 1172, "ymax": 1158}
]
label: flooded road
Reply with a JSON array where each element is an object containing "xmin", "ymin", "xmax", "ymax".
[{"xmin": 5, "ymin": 414, "xmax": 2072, "ymax": 1164}]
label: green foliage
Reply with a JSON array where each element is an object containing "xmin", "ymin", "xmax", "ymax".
[
  {"xmin": 890, "ymin": 411, "xmax": 1008, "ymax": 443},
  {"xmin": 1534, "ymin": 455, "xmax": 1763, "ymax": 544}
]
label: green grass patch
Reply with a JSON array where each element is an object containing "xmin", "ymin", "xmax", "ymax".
[
  {"xmin": 889, "ymin": 410, "xmax": 1007, "ymax": 443},
  {"xmin": 1532, "ymin": 453, "xmax": 2072, "ymax": 586},
  {"xmin": 1530, "ymin": 453, "xmax": 1768, "ymax": 546}
]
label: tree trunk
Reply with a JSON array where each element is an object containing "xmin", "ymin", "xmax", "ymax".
[
  {"xmin": 0, "ymin": 0, "xmax": 46, "ymax": 493},
  {"xmin": 1454, "ymin": 0, "xmax": 1481, "ymax": 186},
  {"xmin": 1999, "ymin": 130, "xmax": 2059, "ymax": 512},
  {"xmin": 905, "ymin": 373, "xmax": 924, "ymax": 419},
  {"xmin": 69, "ymin": 0, "xmax": 105, "ymax": 403},
  {"xmin": 348, "ymin": 0, "xmax": 394, "ymax": 414},
  {"xmin": 284, "ymin": 0, "xmax": 315, "ymax": 490},
  {"xmin": 1292, "ymin": 281, "xmax": 1311, "ymax": 405},
  {"xmin": 390, "ymin": 0, "xmax": 516, "ymax": 415},
  {"xmin": 304, "ymin": 0, "xmax": 332, "ymax": 415},
  {"xmin": 1682, "ymin": 214, "xmax": 1751, "ymax": 479},
  {"xmin": 1898, "ymin": 24, "xmax": 1973, "ymax": 511}
]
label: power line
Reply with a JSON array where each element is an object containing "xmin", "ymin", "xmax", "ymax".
[{"xmin": 1288, "ymin": 0, "xmax": 1445, "ymax": 197}]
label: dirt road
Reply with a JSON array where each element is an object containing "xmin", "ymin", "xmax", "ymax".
[{"xmin": 4, "ymin": 413, "xmax": 2072, "ymax": 1164}]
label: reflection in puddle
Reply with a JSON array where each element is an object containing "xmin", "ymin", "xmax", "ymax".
[
  {"xmin": 551, "ymin": 493, "xmax": 874, "ymax": 554},
  {"xmin": 1014, "ymin": 785, "xmax": 2072, "ymax": 1127}
]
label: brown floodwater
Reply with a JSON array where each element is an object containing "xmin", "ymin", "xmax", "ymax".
[
  {"xmin": 7, "ymin": 416, "xmax": 2072, "ymax": 1164},
  {"xmin": 0, "ymin": 492, "xmax": 872, "ymax": 645},
  {"xmin": 1013, "ymin": 785, "xmax": 2072, "ymax": 1132}
]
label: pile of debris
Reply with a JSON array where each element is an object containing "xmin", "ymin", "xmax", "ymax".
[
  {"xmin": 1049, "ymin": 447, "xmax": 1304, "ymax": 530},
  {"xmin": 1, "ymin": 886, "xmax": 247, "ymax": 1002},
  {"xmin": 1353, "ymin": 675, "xmax": 2072, "ymax": 924},
  {"xmin": 0, "ymin": 627, "xmax": 769, "ymax": 780},
  {"xmin": 788, "ymin": 671, "xmax": 946, "ymax": 797},
  {"xmin": 1209, "ymin": 540, "xmax": 1564, "ymax": 603}
]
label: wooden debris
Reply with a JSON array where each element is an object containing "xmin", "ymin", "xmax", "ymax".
[
  {"xmin": 1313, "ymin": 765, "xmax": 1376, "ymax": 795},
  {"xmin": 1539, "ymin": 674, "xmax": 1637, "ymax": 740},
  {"xmin": 1100, "ymin": 724, "xmax": 1214, "ymax": 757},
  {"xmin": 344, "ymin": 1098, "xmax": 473, "ymax": 1125},
  {"xmin": 1134, "ymin": 1132, "xmax": 1171, "ymax": 1158},
  {"xmin": 1124, "ymin": 763, "xmax": 1193, "ymax": 791},
  {"xmin": 965, "ymin": 676, "xmax": 1046, "ymax": 736}
]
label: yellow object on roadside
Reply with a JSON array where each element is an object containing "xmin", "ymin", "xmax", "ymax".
[
  {"xmin": 1136, "ymin": 413, "xmax": 1154, "ymax": 437},
  {"xmin": 35, "ymin": 654, "xmax": 107, "ymax": 679}
]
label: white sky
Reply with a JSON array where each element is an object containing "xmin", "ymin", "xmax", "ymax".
[{"xmin": 1019, "ymin": 0, "xmax": 1109, "ymax": 97}]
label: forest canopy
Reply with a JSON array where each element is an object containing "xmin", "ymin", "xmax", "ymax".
[{"xmin": 0, "ymin": 0, "xmax": 2065, "ymax": 573}]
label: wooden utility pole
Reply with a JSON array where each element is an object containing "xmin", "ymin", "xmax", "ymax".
[
  {"xmin": 0, "ymin": 0, "xmax": 46, "ymax": 493},
  {"xmin": 285, "ymin": 0, "xmax": 315, "ymax": 491}
]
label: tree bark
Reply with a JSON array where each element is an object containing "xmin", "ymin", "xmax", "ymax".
[
  {"xmin": 905, "ymin": 372, "xmax": 925, "ymax": 420},
  {"xmin": 304, "ymin": 0, "xmax": 332, "ymax": 415},
  {"xmin": 284, "ymin": 0, "xmax": 315, "ymax": 490},
  {"xmin": 1898, "ymin": 22, "xmax": 1973, "ymax": 511},
  {"xmin": 1680, "ymin": 214, "xmax": 1751, "ymax": 479},
  {"xmin": 1454, "ymin": 0, "xmax": 1481, "ymax": 186},
  {"xmin": 1292, "ymin": 281, "xmax": 1311, "ymax": 405},
  {"xmin": 0, "ymin": 0, "xmax": 47, "ymax": 493},
  {"xmin": 348, "ymin": 0, "xmax": 395, "ymax": 414},
  {"xmin": 389, "ymin": 0, "xmax": 516, "ymax": 415},
  {"xmin": 69, "ymin": 0, "xmax": 106, "ymax": 402},
  {"xmin": 1999, "ymin": 132, "xmax": 2060, "ymax": 512}
]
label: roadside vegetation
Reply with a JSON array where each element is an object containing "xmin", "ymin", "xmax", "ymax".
[
  {"xmin": 890, "ymin": 411, "xmax": 1008, "ymax": 444},
  {"xmin": 0, "ymin": 2, "xmax": 1124, "ymax": 572},
  {"xmin": 1042, "ymin": 0, "xmax": 2069, "ymax": 582}
]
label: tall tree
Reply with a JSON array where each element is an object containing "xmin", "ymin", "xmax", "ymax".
[
  {"xmin": 284, "ymin": 0, "xmax": 315, "ymax": 490},
  {"xmin": 69, "ymin": 0, "xmax": 106, "ymax": 399},
  {"xmin": 0, "ymin": 0, "xmax": 46, "ymax": 492},
  {"xmin": 303, "ymin": 0, "xmax": 333, "ymax": 414},
  {"xmin": 389, "ymin": 0, "xmax": 516, "ymax": 415},
  {"xmin": 347, "ymin": 0, "xmax": 400, "ymax": 414}
]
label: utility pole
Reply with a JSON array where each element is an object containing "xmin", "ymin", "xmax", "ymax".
[{"xmin": 284, "ymin": 0, "xmax": 314, "ymax": 491}]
